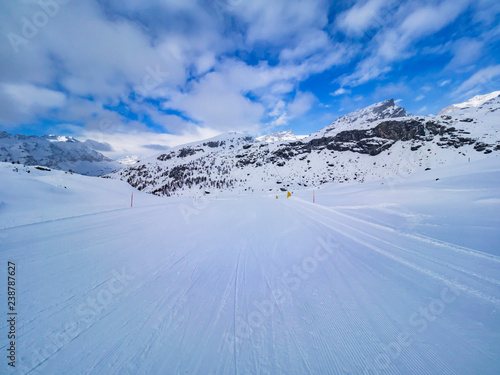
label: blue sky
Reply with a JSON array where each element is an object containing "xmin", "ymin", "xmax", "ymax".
[{"xmin": 0, "ymin": 0, "xmax": 499, "ymax": 157}]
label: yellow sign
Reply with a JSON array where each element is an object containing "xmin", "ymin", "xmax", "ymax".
[{"xmin": 287, "ymin": 192, "xmax": 291, "ymax": 198}]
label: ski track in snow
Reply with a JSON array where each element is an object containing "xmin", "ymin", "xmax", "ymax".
[
  {"xmin": 289, "ymin": 199, "xmax": 500, "ymax": 305},
  {"xmin": 1, "ymin": 194, "xmax": 499, "ymax": 374}
]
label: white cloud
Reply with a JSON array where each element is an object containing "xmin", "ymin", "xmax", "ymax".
[
  {"xmin": 2, "ymin": 83, "xmax": 66, "ymax": 108},
  {"xmin": 336, "ymin": 0, "xmax": 392, "ymax": 36},
  {"xmin": 271, "ymin": 113, "xmax": 288, "ymax": 127},
  {"xmin": 372, "ymin": 81, "xmax": 410, "ymax": 99},
  {"xmin": 270, "ymin": 82, "xmax": 295, "ymax": 95},
  {"xmin": 164, "ymin": 69, "xmax": 265, "ymax": 133},
  {"xmin": 81, "ymin": 126, "xmax": 221, "ymax": 159},
  {"xmin": 415, "ymin": 94, "xmax": 425, "ymax": 101},
  {"xmin": 454, "ymin": 64, "xmax": 500, "ymax": 96},
  {"xmin": 340, "ymin": 57, "xmax": 391, "ymax": 87},
  {"xmin": 279, "ymin": 30, "xmax": 330, "ymax": 62},
  {"xmin": 471, "ymin": 0, "xmax": 500, "ymax": 24},
  {"xmin": 0, "ymin": 0, "xmax": 352, "ymax": 143},
  {"xmin": 400, "ymin": 0, "xmax": 470, "ymax": 39},
  {"xmin": 446, "ymin": 38, "xmax": 484, "ymax": 69},
  {"xmin": 237, "ymin": 0, "xmax": 329, "ymax": 46},
  {"xmin": 439, "ymin": 80, "xmax": 452, "ymax": 87},
  {"xmin": 331, "ymin": 88, "xmax": 351, "ymax": 96},
  {"xmin": 0, "ymin": 83, "xmax": 67, "ymax": 126},
  {"xmin": 288, "ymin": 91, "xmax": 316, "ymax": 117},
  {"xmin": 417, "ymin": 105, "xmax": 428, "ymax": 114},
  {"xmin": 341, "ymin": 0, "xmax": 472, "ymax": 87},
  {"xmin": 269, "ymin": 100, "xmax": 286, "ymax": 118},
  {"xmin": 266, "ymin": 92, "xmax": 316, "ymax": 127}
]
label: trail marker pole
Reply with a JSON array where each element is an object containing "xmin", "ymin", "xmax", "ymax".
[
  {"xmin": 131, "ymin": 192, "xmax": 134, "ymax": 207},
  {"xmin": 313, "ymin": 189, "xmax": 315, "ymax": 203}
]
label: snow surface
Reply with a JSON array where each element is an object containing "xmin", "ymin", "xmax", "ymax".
[
  {"xmin": 0, "ymin": 164, "xmax": 159, "ymax": 229},
  {"xmin": 1, "ymin": 159, "xmax": 499, "ymax": 374}
]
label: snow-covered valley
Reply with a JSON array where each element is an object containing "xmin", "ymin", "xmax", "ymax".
[
  {"xmin": 3, "ymin": 0, "xmax": 500, "ymax": 372},
  {"xmin": 1, "ymin": 156, "xmax": 499, "ymax": 374}
]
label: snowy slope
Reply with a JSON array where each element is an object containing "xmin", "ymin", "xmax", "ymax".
[
  {"xmin": 0, "ymin": 131, "xmax": 121, "ymax": 176},
  {"xmin": 1, "ymin": 158, "xmax": 499, "ymax": 374},
  {"xmin": 107, "ymin": 96, "xmax": 500, "ymax": 197},
  {"xmin": 438, "ymin": 91, "xmax": 500, "ymax": 115},
  {"xmin": 0, "ymin": 162, "xmax": 160, "ymax": 228}
]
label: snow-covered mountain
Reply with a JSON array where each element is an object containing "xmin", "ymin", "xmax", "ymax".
[
  {"xmin": 107, "ymin": 95, "xmax": 500, "ymax": 196},
  {"xmin": 0, "ymin": 131, "xmax": 121, "ymax": 176},
  {"xmin": 438, "ymin": 91, "xmax": 500, "ymax": 115},
  {"xmin": 256, "ymin": 130, "xmax": 307, "ymax": 143},
  {"xmin": 312, "ymin": 99, "xmax": 408, "ymax": 138}
]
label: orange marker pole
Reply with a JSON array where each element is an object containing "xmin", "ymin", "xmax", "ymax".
[
  {"xmin": 313, "ymin": 189, "xmax": 315, "ymax": 203},
  {"xmin": 131, "ymin": 192, "xmax": 133, "ymax": 207}
]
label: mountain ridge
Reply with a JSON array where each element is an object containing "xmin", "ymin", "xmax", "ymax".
[
  {"xmin": 107, "ymin": 94, "xmax": 500, "ymax": 196},
  {"xmin": 0, "ymin": 131, "xmax": 120, "ymax": 176},
  {"xmin": 438, "ymin": 91, "xmax": 500, "ymax": 115}
]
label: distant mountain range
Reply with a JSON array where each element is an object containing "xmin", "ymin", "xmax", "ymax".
[
  {"xmin": 0, "ymin": 132, "xmax": 120, "ymax": 176},
  {"xmin": 107, "ymin": 92, "xmax": 500, "ymax": 196},
  {"xmin": 3, "ymin": 92, "xmax": 499, "ymax": 183},
  {"xmin": 256, "ymin": 130, "xmax": 307, "ymax": 143},
  {"xmin": 438, "ymin": 91, "xmax": 500, "ymax": 115}
]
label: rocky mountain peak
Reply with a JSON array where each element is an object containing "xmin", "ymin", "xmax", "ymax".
[{"xmin": 315, "ymin": 99, "xmax": 408, "ymax": 138}]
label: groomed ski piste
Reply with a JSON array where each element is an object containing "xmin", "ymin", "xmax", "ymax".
[{"xmin": 1, "ymin": 158, "xmax": 499, "ymax": 374}]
